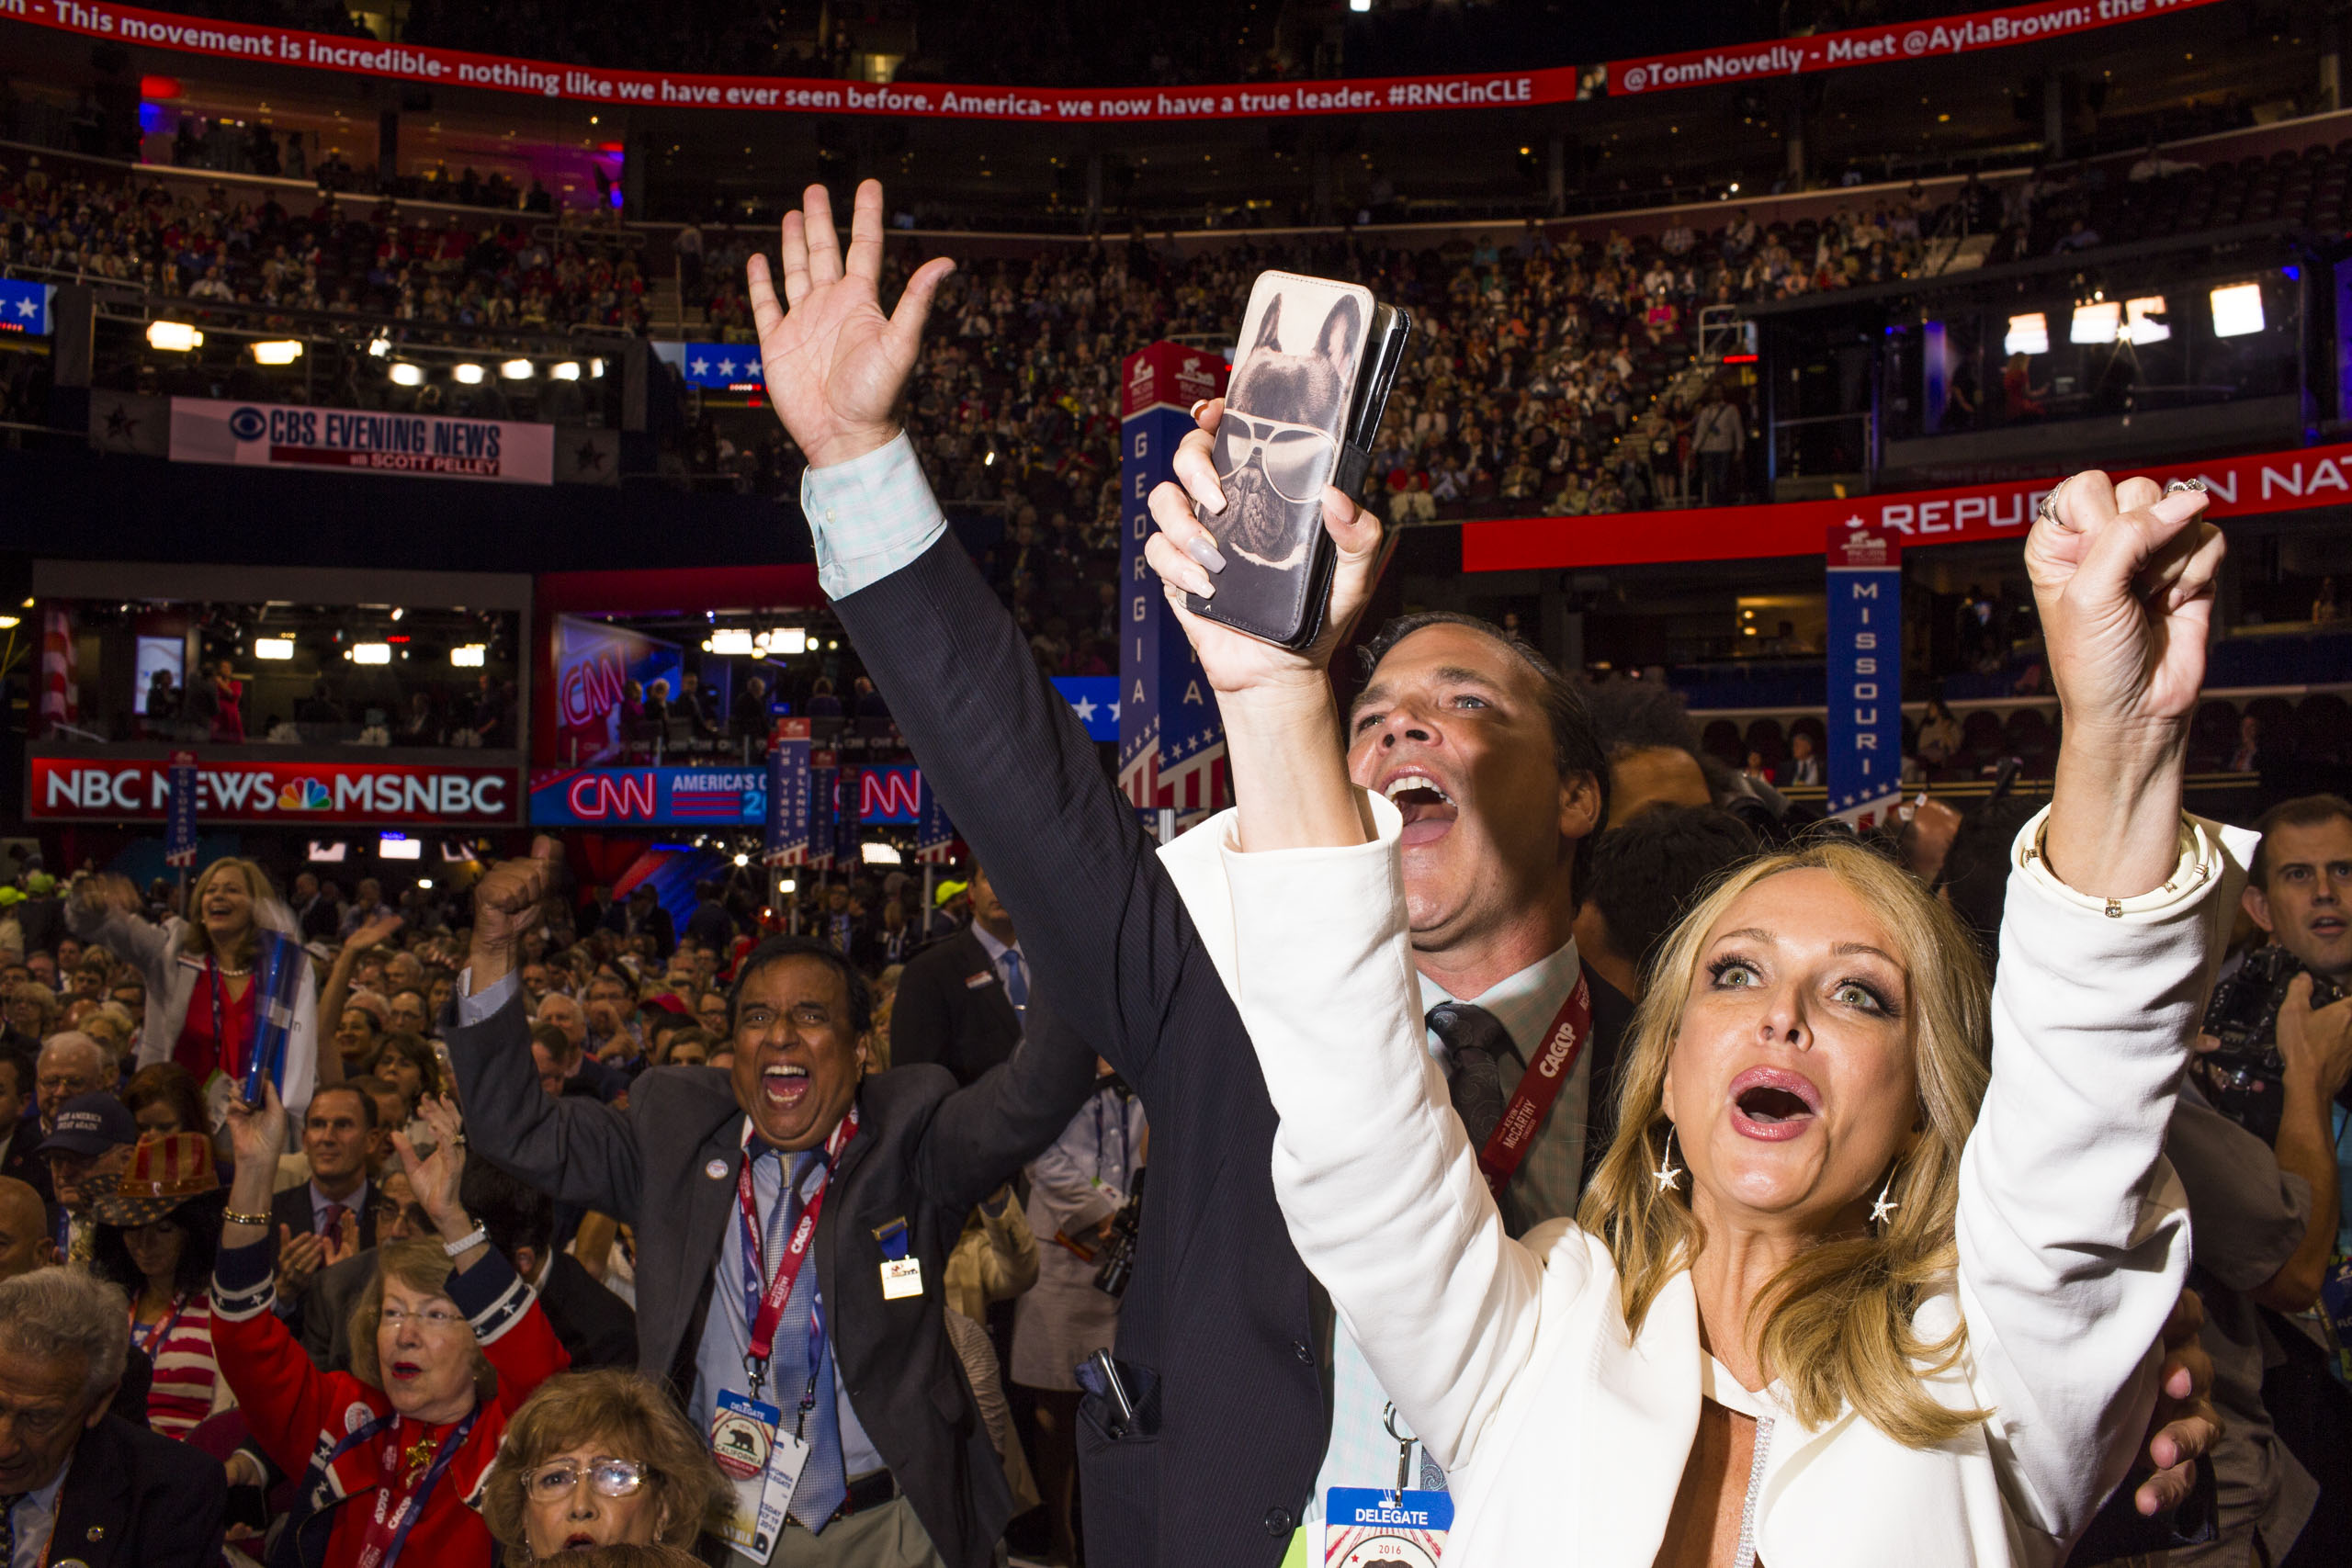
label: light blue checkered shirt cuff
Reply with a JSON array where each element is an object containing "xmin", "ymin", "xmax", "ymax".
[{"xmin": 799, "ymin": 430, "xmax": 949, "ymax": 599}]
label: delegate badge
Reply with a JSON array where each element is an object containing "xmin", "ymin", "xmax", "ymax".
[
  {"xmin": 1324, "ymin": 1487, "xmax": 1453, "ymax": 1567},
  {"xmin": 711, "ymin": 1389, "xmax": 784, "ymax": 1558}
]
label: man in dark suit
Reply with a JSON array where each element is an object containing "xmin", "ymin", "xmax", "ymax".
[
  {"xmin": 608, "ymin": 884, "xmax": 677, "ymax": 958},
  {"xmin": 464, "ymin": 1157, "xmax": 638, "ymax": 1370},
  {"xmin": 888, "ymin": 865, "xmax": 1024, "ymax": 1089},
  {"xmin": 446, "ymin": 841, "xmax": 1096, "ymax": 1568},
  {"xmin": 744, "ymin": 178, "xmax": 1628, "ymax": 1566},
  {"xmin": 267, "ymin": 1084, "xmax": 393, "ymax": 1335},
  {"xmin": 0, "ymin": 1266, "xmax": 226, "ymax": 1566}
]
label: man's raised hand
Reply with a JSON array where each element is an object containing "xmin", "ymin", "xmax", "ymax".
[
  {"xmin": 747, "ymin": 179, "xmax": 955, "ymax": 470},
  {"xmin": 466, "ymin": 835, "xmax": 560, "ymax": 993}
]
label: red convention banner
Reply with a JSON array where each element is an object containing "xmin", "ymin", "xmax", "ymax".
[
  {"xmin": 1610, "ymin": 0, "xmax": 2226, "ymax": 95},
  {"xmin": 1464, "ymin": 438, "xmax": 2352, "ymax": 571},
  {"xmin": 11, "ymin": 0, "xmax": 1573, "ymax": 120},
  {"xmin": 8, "ymin": 0, "xmax": 2218, "ymax": 120}
]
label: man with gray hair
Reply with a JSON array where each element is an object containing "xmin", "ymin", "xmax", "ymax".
[
  {"xmin": 32, "ymin": 1032, "xmax": 107, "ymax": 1137},
  {"xmin": 0, "ymin": 1267, "xmax": 225, "ymax": 1563}
]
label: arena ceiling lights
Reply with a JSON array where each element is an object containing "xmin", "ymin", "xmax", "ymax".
[
  {"xmin": 2002, "ymin": 313, "xmax": 2049, "ymax": 356},
  {"xmin": 254, "ymin": 637, "xmax": 296, "ymax": 660},
  {"xmin": 499, "ymin": 359, "xmax": 535, "ymax": 380},
  {"xmin": 251, "ymin": 340, "xmax": 304, "ymax": 365},
  {"xmin": 389, "ymin": 363, "xmax": 424, "ymax": 387},
  {"xmin": 147, "ymin": 321, "xmax": 202, "ymax": 352}
]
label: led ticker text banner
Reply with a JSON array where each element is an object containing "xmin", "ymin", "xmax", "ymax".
[
  {"xmin": 1606, "ymin": 0, "xmax": 2223, "ymax": 95},
  {"xmin": 10, "ymin": 0, "xmax": 2222, "ymax": 120}
]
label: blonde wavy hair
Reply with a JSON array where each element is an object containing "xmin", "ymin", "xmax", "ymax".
[
  {"xmin": 181, "ymin": 858, "xmax": 293, "ymax": 965},
  {"xmin": 1574, "ymin": 836, "xmax": 1994, "ymax": 1447}
]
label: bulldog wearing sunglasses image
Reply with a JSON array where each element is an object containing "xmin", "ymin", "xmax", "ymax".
[{"xmin": 1212, "ymin": 288, "xmax": 1359, "ymax": 570}]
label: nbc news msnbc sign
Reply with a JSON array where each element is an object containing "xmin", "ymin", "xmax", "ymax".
[
  {"xmin": 28, "ymin": 757, "xmax": 519, "ymax": 826},
  {"xmin": 169, "ymin": 399, "xmax": 557, "ymax": 484}
]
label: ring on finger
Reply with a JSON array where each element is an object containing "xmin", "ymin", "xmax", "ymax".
[
  {"xmin": 2035, "ymin": 475, "xmax": 2073, "ymax": 529},
  {"xmin": 2165, "ymin": 477, "xmax": 2207, "ymax": 495}
]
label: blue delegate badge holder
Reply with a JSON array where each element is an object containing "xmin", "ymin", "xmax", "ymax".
[{"xmin": 1323, "ymin": 1487, "xmax": 1453, "ymax": 1566}]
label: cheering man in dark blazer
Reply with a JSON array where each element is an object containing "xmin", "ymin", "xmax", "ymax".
[
  {"xmin": 737, "ymin": 179, "xmax": 2225, "ymax": 1566},
  {"xmin": 889, "ymin": 866, "xmax": 1024, "ymax": 1089},
  {"xmin": 445, "ymin": 840, "xmax": 1096, "ymax": 1568}
]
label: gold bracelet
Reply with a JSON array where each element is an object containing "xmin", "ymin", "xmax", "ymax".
[{"xmin": 223, "ymin": 1208, "xmax": 271, "ymax": 1228}]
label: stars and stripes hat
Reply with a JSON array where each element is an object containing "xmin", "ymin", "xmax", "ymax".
[{"xmin": 91, "ymin": 1131, "xmax": 222, "ymax": 1227}]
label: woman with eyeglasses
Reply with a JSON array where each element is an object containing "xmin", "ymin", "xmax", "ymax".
[
  {"xmin": 480, "ymin": 1369, "xmax": 727, "ymax": 1558},
  {"xmin": 212, "ymin": 1087, "xmax": 570, "ymax": 1565}
]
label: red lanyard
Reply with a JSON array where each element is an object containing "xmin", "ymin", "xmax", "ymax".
[
  {"xmin": 736, "ymin": 1108, "xmax": 859, "ymax": 1382},
  {"xmin": 130, "ymin": 1292, "xmax": 188, "ymax": 1356},
  {"xmin": 352, "ymin": 1409, "xmax": 478, "ymax": 1568},
  {"xmin": 1472, "ymin": 971, "xmax": 1593, "ymax": 1196}
]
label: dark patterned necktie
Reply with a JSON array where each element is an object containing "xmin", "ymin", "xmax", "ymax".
[{"xmin": 1426, "ymin": 1001, "xmax": 1512, "ymax": 1151}]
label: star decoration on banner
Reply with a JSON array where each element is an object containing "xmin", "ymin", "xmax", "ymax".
[
  {"xmin": 1071, "ymin": 696, "xmax": 1097, "ymax": 723},
  {"xmin": 13, "ymin": 298, "xmax": 35, "ymax": 318},
  {"xmin": 105, "ymin": 404, "xmax": 139, "ymax": 440},
  {"xmin": 1109, "ymin": 702, "xmax": 1120, "ymax": 722},
  {"xmin": 717, "ymin": 357, "xmax": 738, "ymax": 377},
  {"xmin": 574, "ymin": 441, "xmax": 605, "ymax": 471},
  {"xmin": 690, "ymin": 356, "xmax": 710, "ymax": 376}
]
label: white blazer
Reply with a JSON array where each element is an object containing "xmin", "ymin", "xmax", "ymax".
[{"xmin": 1158, "ymin": 794, "xmax": 2250, "ymax": 1568}]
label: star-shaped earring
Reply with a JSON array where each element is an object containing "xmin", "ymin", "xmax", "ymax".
[
  {"xmin": 1870, "ymin": 1170, "xmax": 1900, "ymax": 1225},
  {"xmin": 1652, "ymin": 1126, "xmax": 1683, "ymax": 1193}
]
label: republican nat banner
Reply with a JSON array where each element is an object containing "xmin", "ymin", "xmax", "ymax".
[{"xmin": 168, "ymin": 398, "xmax": 556, "ymax": 485}]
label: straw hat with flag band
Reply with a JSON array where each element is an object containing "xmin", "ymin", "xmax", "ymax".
[{"xmin": 91, "ymin": 1131, "xmax": 223, "ymax": 1227}]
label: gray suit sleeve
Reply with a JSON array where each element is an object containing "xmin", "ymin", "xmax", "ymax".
[
  {"xmin": 444, "ymin": 988, "xmax": 645, "ymax": 1226},
  {"xmin": 2168, "ymin": 1083, "xmax": 2312, "ymax": 1292}
]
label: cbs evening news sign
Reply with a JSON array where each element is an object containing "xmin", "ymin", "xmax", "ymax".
[{"xmin": 169, "ymin": 398, "xmax": 557, "ymax": 484}]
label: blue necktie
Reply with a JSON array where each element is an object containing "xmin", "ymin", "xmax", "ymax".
[
  {"xmin": 778, "ymin": 1154, "xmax": 847, "ymax": 1532},
  {"xmin": 1001, "ymin": 947, "xmax": 1029, "ymax": 1012}
]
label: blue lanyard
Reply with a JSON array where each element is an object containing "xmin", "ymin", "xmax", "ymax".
[{"xmin": 310, "ymin": 1405, "xmax": 479, "ymax": 1568}]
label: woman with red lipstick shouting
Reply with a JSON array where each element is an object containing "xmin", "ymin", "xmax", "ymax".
[
  {"xmin": 211, "ymin": 1086, "xmax": 570, "ymax": 1567},
  {"xmin": 1143, "ymin": 448, "xmax": 2241, "ymax": 1565}
]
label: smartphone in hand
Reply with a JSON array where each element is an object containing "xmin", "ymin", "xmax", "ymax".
[{"xmin": 1185, "ymin": 270, "xmax": 1412, "ymax": 649}]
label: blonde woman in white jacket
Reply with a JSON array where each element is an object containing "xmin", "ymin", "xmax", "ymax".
[{"xmin": 1141, "ymin": 448, "xmax": 2234, "ymax": 1567}]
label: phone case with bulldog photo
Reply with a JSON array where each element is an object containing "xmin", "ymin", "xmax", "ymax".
[{"xmin": 1185, "ymin": 270, "xmax": 1412, "ymax": 649}]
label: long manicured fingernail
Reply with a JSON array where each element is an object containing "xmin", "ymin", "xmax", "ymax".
[
  {"xmin": 2151, "ymin": 489, "xmax": 2206, "ymax": 524},
  {"xmin": 1190, "ymin": 399, "xmax": 1211, "ymax": 419},
  {"xmin": 1193, "ymin": 480, "xmax": 1227, "ymax": 515},
  {"xmin": 1182, "ymin": 535, "xmax": 1227, "ymax": 573},
  {"xmin": 1182, "ymin": 565, "xmax": 1216, "ymax": 597}
]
